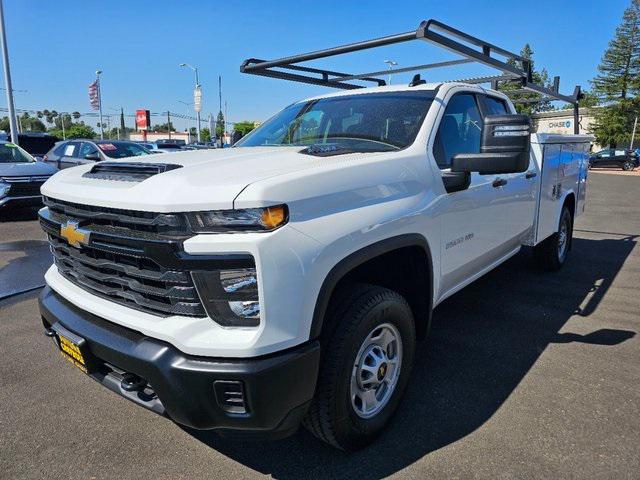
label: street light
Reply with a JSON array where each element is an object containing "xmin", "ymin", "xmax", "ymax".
[
  {"xmin": 95, "ymin": 70, "xmax": 104, "ymax": 139},
  {"xmin": 384, "ymin": 59, "xmax": 398, "ymax": 85},
  {"xmin": 179, "ymin": 63, "xmax": 201, "ymax": 142}
]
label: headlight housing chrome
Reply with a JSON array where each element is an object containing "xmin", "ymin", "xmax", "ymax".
[
  {"xmin": 192, "ymin": 267, "xmax": 261, "ymax": 327},
  {"xmin": 186, "ymin": 204, "xmax": 288, "ymax": 233},
  {"xmin": 0, "ymin": 180, "xmax": 9, "ymax": 198}
]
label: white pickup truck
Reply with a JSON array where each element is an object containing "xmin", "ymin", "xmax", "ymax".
[{"xmin": 37, "ymin": 23, "xmax": 592, "ymax": 451}]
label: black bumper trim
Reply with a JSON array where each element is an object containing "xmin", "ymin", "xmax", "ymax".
[{"xmin": 39, "ymin": 286, "xmax": 320, "ymax": 437}]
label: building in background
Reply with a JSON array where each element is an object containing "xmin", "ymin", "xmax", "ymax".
[
  {"xmin": 129, "ymin": 131, "xmax": 190, "ymax": 143},
  {"xmin": 531, "ymin": 108, "xmax": 599, "ymax": 150}
]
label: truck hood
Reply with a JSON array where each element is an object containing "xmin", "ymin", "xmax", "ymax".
[
  {"xmin": 41, "ymin": 146, "xmax": 364, "ymax": 211},
  {"xmin": 0, "ymin": 160, "xmax": 58, "ymax": 177}
]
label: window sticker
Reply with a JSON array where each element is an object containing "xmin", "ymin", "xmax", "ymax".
[
  {"xmin": 64, "ymin": 145, "xmax": 75, "ymax": 156},
  {"xmin": 98, "ymin": 143, "xmax": 117, "ymax": 151}
]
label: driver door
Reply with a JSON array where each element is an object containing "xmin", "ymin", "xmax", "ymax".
[{"xmin": 433, "ymin": 92, "xmax": 511, "ymax": 296}]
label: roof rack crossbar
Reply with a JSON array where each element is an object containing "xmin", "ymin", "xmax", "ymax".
[{"xmin": 336, "ymin": 58, "xmax": 474, "ymax": 82}]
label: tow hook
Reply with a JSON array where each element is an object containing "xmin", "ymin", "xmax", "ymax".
[{"xmin": 121, "ymin": 373, "xmax": 147, "ymax": 392}]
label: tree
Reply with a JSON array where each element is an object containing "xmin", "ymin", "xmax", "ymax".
[
  {"xmin": 561, "ymin": 90, "xmax": 600, "ymax": 110},
  {"xmin": 591, "ymin": 0, "xmax": 640, "ymax": 147},
  {"xmin": 152, "ymin": 122, "xmax": 175, "ymax": 132},
  {"xmin": 234, "ymin": 121, "xmax": 257, "ymax": 136},
  {"xmin": 499, "ymin": 44, "xmax": 555, "ymax": 115},
  {"xmin": 216, "ymin": 110, "xmax": 225, "ymax": 138},
  {"xmin": 48, "ymin": 123, "xmax": 96, "ymax": 139},
  {"xmin": 201, "ymin": 127, "xmax": 211, "ymax": 142}
]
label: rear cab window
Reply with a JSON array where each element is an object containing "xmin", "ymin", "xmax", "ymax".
[{"xmin": 481, "ymin": 95, "xmax": 509, "ymax": 115}]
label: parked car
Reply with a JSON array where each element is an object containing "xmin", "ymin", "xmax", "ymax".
[
  {"xmin": 136, "ymin": 142, "xmax": 165, "ymax": 154},
  {"xmin": 6, "ymin": 133, "xmax": 59, "ymax": 161},
  {"xmin": 589, "ymin": 148, "xmax": 639, "ymax": 171},
  {"xmin": 43, "ymin": 140, "xmax": 151, "ymax": 169},
  {"xmin": 0, "ymin": 141, "xmax": 57, "ymax": 209}
]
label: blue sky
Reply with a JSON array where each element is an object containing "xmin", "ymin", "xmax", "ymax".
[{"xmin": 0, "ymin": 0, "xmax": 629, "ymax": 131}]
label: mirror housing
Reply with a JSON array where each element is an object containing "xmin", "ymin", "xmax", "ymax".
[
  {"xmin": 452, "ymin": 114, "xmax": 530, "ymax": 175},
  {"xmin": 85, "ymin": 152, "xmax": 101, "ymax": 161}
]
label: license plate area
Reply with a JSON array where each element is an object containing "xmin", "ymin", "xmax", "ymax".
[{"xmin": 51, "ymin": 324, "xmax": 95, "ymax": 374}]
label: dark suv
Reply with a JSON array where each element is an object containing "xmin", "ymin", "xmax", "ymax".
[
  {"xmin": 44, "ymin": 139, "xmax": 151, "ymax": 169},
  {"xmin": 589, "ymin": 149, "xmax": 639, "ymax": 171}
]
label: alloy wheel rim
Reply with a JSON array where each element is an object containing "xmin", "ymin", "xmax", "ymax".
[
  {"xmin": 558, "ymin": 216, "xmax": 569, "ymax": 261},
  {"xmin": 350, "ymin": 323, "xmax": 403, "ymax": 419}
]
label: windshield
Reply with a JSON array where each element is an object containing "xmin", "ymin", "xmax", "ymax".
[
  {"xmin": 97, "ymin": 142, "xmax": 150, "ymax": 159},
  {"xmin": 236, "ymin": 91, "xmax": 435, "ymax": 152},
  {"xmin": 0, "ymin": 142, "xmax": 35, "ymax": 163}
]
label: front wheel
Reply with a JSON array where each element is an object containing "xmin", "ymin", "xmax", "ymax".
[
  {"xmin": 534, "ymin": 205, "xmax": 573, "ymax": 271},
  {"xmin": 303, "ymin": 284, "xmax": 416, "ymax": 451}
]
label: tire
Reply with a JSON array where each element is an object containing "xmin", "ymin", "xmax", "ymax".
[
  {"xmin": 622, "ymin": 161, "xmax": 634, "ymax": 171},
  {"xmin": 534, "ymin": 205, "xmax": 573, "ymax": 271},
  {"xmin": 303, "ymin": 284, "xmax": 416, "ymax": 451}
]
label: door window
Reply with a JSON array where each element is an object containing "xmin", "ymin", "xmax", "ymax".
[
  {"xmin": 483, "ymin": 96, "xmax": 509, "ymax": 115},
  {"xmin": 433, "ymin": 93, "xmax": 483, "ymax": 168},
  {"xmin": 79, "ymin": 142, "xmax": 99, "ymax": 158}
]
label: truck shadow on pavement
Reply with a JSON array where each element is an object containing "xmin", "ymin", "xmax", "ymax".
[{"xmin": 185, "ymin": 235, "xmax": 636, "ymax": 479}]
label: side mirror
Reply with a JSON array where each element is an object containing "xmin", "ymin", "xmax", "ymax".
[
  {"xmin": 452, "ymin": 114, "xmax": 530, "ymax": 175},
  {"xmin": 84, "ymin": 152, "xmax": 101, "ymax": 161}
]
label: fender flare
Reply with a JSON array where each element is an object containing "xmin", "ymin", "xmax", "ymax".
[{"xmin": 309, "ymin": 233, "xmax": 434, "ymax": 340}]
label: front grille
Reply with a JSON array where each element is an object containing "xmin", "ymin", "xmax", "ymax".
[
  {"xmin": 40, "ymin": 197, "xmax": 205, "ymax": 317},
  {"xmin": 1, "ymin": 175, "xmax": 49, "ymax": 197}
]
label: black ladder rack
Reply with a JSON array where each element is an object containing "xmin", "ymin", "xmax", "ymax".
[{"xmin": 241, "ymin": 19, "xmax": 583, "ymax": 133}]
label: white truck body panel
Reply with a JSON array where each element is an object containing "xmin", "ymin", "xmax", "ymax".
[{"xmin": 526, "ymin": 134, "xmax": 592, "ymax": 246}]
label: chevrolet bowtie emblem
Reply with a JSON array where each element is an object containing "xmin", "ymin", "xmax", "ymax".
[{"xmin": 60, "ymin": 221, "xmax": 90, "ymax": 248}]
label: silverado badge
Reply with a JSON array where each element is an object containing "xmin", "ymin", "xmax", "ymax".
[{"xmin": 60, "ymin": 220, "xmax": 90, "ymax": 248}]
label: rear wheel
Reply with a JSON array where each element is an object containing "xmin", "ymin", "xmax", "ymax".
[
  {"xmin": 534, "ymin": 205, "xmax": 572, "ymax": 271},
  {"xmin": 622, "ymin": 160, "xmax": 634, "ymax": 171},
  {"xmin": 303, "ymin": 284, "xmax": 416, "ymax": 451}
]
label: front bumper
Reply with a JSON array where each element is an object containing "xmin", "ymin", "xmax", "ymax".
[{"xmin": 39, "ymin": 286, "xmax": 321, "ymax": 438}]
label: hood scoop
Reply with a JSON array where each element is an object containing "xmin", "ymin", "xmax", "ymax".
[{"xmin": 82, "ymin": 162, "xmax": 182, "ymax": 182}]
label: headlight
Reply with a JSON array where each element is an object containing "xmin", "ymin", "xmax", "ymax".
[
  {"xmin": 0, "ymin": 181, "xmax": 9, "ymax": 198},
  {"xmin": 186, "ymin": 204, "xmax": 288, "ymax": 233},
  {"xmin": 192, "ymin": 267, "xmax": 261, "ymax": 327}
]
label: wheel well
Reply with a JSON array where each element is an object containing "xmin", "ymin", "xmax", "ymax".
[
  {"xmin": 563, "ymin": 193, "xmax": 576, "ymax": 249},
  {"xmin": 323, "ymin": 245, "xmax": 432, "ymax": 340},
  {"xmin": 563, "ymin": 192, "xmax": 576, "ymax": 218}
]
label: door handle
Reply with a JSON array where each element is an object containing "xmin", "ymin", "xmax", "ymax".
[
  {"xmin": 492, "ymin": 178, "xmax": 507, "ymax": 188},
  {"xmin": 525, "ymin": 171, "xmax": 537, "ymax": 179}
]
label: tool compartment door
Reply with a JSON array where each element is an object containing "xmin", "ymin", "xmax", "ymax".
[{"xmin": 535, "ymin": 143, "xmax": 562, "ymax": 243}]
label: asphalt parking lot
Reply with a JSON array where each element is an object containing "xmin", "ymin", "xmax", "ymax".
[{"xmin": 1, "ymin": 172, "xmax": 639, "ymax": 479}]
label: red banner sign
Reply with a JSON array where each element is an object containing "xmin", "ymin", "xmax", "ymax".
[{"xmin": 136, "ymin": 109, "xmax": 150, "ymax": 130}]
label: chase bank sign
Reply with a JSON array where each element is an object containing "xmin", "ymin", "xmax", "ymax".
[{"xmin": 548, "ymin": 120, "xmax": 572, "ymax": 129}]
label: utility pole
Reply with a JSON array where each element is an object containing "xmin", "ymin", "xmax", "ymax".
[
  {"xmin": 61, "ymin": 113, "xmax": 66, "ymax": 140},
  {"xmin": 630, "ymin": 116, "xmax": 638, "ymax": 150},
  {"xmin": 0, "ymin": 0, "xmax": 19, "ymax": 145},
  {"xmin": 167, "ymin": 111, "xmax": 171, "ymax": 140},
  {"xmin": 96, "ymin": 70, "xmax": 104, "ymax": 139},
  {"xmin": 218, "ymin": 75, "xmax": 224, "ymax": 147}
]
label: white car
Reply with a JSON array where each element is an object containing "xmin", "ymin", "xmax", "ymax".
[{"xmin": 36, "ymin": 21, "xmax": 591, "ymax": 450}]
